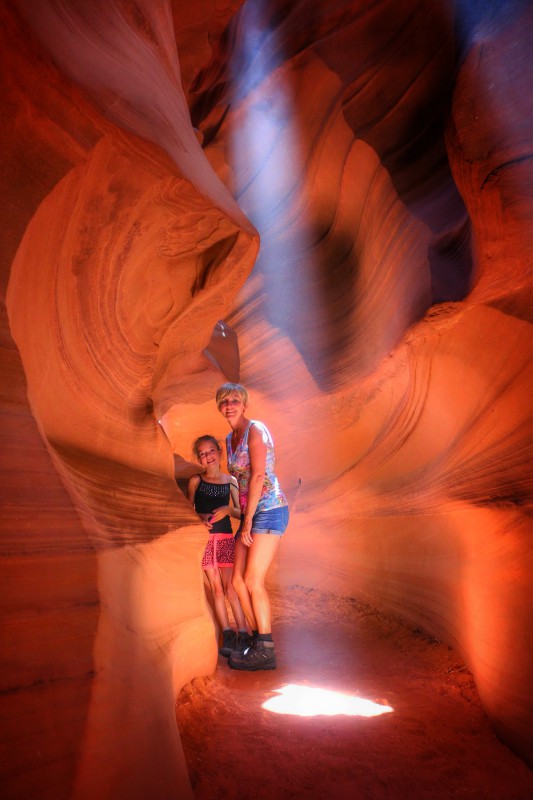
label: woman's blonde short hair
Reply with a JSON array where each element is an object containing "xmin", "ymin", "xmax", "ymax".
[{"xmin": 215, "ymin": 382, "xmax": 249, "ymax": 409}]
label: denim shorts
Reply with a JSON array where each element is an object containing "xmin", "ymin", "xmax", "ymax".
[{"xmin": 237, "ymin": 505, "xmax": 289, "ymax": 536}]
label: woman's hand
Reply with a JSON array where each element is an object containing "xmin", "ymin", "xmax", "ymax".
[
  {"xmin": 240, "ymin": 521, "xmax": 254, "ymax": 548},
  {"xmin": 198, "ymin": 513, "xmax": 213, "ymax": 530}
]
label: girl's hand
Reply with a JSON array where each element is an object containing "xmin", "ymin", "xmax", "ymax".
[
  {"xmin": 198, "ymin": 513, "xmax": 213, "ymax": 530},
  {"xmin": 209, "ymin": 505, "xmax": 230, "ymax": 524}
]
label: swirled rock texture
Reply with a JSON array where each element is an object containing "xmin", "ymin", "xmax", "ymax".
[
  {"xmin": 1, "ymin": 2, "xmax": 255, "ymax": 798},
  {"xmin": 1, "ymin": 0, "xmax": 532, "ymax": 798}
]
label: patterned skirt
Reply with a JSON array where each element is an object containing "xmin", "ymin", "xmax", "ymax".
[{"xmin": 202, "ymin": 533, "xmax": 235, "ymax": 569}]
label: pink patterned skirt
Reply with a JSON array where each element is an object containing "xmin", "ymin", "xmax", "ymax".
[{"xmin": 202, "ymin": 533, "xmax": 235, "ymax": 569}]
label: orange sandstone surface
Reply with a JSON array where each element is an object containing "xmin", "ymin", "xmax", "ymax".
[{"xmin": 0, "ymin": 1, "xmax": 531, "ymax": 798}]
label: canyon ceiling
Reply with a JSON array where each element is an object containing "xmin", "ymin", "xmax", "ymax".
[{"xmin": 1, "ymin": 1, "xmax": 532, "ymax": 798}]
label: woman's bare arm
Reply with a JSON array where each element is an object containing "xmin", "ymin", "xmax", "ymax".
[
  {"xmin": 241, "ymin": 424, "xmax": 267, "ymax": 546},
  {"xmin": 228, "ymin": 479, "xmax": 241, "ymax": 519}
]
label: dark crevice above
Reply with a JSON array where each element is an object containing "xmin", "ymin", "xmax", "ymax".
[{"xmin": 203, "ymin": 319, "xmax": 240, "ymax": 383}]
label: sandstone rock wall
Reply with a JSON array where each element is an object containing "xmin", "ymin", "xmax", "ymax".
[
  {"xmin": 1, "ymin": 1, "xmax": 255, "ymax": 797},
  {"xmin": 1, "ymin": 1, "xmax": 531, "ymax": 797}
]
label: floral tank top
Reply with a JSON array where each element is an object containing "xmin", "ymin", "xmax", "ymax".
[{"xmin": 226, "ymin": 420, "xmax": 287, "ymax": 513}]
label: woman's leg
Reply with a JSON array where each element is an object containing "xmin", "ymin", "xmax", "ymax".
[
  {"xmin": 220, "ymin": 566, "xmax": 248, "ymax": 631},
  {"xmin": 231, "ymin": 537, "xmax": 257, "ymax": 631},
  {"xmin": 204, "ymin": 567, "xmax": 230, "ymax": 630},
  {"xmin": 243, "ymin": 535, "xmax": 281, "ymax": 633}
]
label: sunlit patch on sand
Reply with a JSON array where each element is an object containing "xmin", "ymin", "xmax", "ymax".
[{"xmin": 262, "ymin": 684, "xmax": 394, "ymax": 717}]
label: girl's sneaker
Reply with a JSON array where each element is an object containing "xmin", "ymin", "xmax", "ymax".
[
  {"xmin": 228, "ymin": 631, "xmax": 254, "ymax": 659},
  {"xmin": 219, "ymin": 629, "xmax": 237, "ymax": 657}
]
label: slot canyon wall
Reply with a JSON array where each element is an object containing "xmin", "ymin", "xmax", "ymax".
[{"xmin": 1, "ymin": 0, "xmax": 531, "ymax": 798}]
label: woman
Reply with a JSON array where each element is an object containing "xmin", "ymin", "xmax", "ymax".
[{"xmin": 216, "ymin": 382, "xmax": 289, "ymax": 670}]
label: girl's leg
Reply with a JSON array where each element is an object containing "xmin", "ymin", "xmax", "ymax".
[
  {"xmin": 243, "ymin": 535, "xmax": 281, "ymax": 633},
  {"xmin": 232, "ymin": 537, "xmax": 257, "ymax": 631},
  {"xmin": 220, "ymin": 567, "xmax": 248, "ymax": 631},
  {"xmin": 204, "ymin": 567, "xmax": 230, "ymax": 631}
]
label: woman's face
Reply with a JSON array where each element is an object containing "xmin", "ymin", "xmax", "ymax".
[
  {"xmin": 218, "ymin": 393, "xmax": 246, "ymax": 424},
  {"xmin": 196, "ymin": 441, "xmax": 221, "ymax": 468}
]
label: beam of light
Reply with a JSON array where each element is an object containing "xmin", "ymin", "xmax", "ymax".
[
  {"xmin": 262, "ymin": 684, "xmax": 394, "ymax": 718},
  {"xmin": 228, "ymin": 1, "xmax": 328, "ymax": 391}
]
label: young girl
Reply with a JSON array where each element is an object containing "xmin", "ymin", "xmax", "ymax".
[{"xmin": 188, "ymin": 435, "xmax": 248, "ymax": 656}]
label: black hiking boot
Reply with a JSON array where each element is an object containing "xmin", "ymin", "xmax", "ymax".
[
  {"xmin": 228, "ymin": 639, "xmax": 276, "ymax": 671},
  {"xmin": 219, "ymin": 629, "xmax": 237, "ymax": 657}
]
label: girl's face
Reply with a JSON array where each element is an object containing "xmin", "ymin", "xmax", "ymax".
[
  {"xmin": 196, "ymin": 441, "xmax": 221, "ymax": 468},
  {"xmin": 218, "ymin": 393, "xmax": 246, "ymax": 423}
]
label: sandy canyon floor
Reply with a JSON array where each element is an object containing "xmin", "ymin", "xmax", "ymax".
[{"xmin": 176, "ymin": 584, "xmax": 533, "ymax": 800}]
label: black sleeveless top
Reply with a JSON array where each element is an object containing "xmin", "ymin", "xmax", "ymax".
[{"xmin": 194, "ymin": 477, "xmax": 233, "ymax": 533}]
